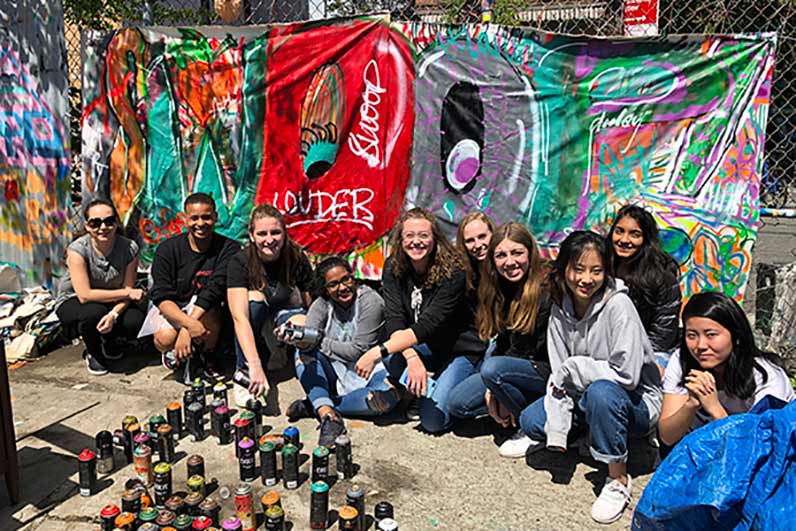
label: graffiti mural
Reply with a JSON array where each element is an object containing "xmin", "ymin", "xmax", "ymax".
[
  {"xmin": 81, "ymin": 16, "xmax": 774, "ymax": 300},
  {"xmin": 0, "ymin": 0, "xmax": 71, "ymax": 287}
]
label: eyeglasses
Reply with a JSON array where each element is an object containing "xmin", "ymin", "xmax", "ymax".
[
  {"xmin": 326, "ymin": 274, "xmax": 355, "ymax": 290},
  {"xmin": 86, "ymin": 216, "xmax": 116, "ymax": 229}
]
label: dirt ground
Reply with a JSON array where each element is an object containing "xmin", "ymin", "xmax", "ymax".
[{"xmin": 1, "ymin": 218, "xmax": 794, "ymax": 530}]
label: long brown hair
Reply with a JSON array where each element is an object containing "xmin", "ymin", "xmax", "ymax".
[
  {"xmin": 456, "ymin": 211, "xmax": 496, "ymax": 292},
  {"xmin": 245, "ymin": 204, "xmax": 305, "ymax": 291},
  {"xmin": 388, "ymin": 207, "xmax": 464, "ymax": 288},
  {"xmin": 476, "ymin": 222, "xmax": 545, "ymax": 339}
]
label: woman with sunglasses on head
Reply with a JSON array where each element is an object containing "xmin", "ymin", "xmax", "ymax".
[
  {"xmin": 658, "ymin": 291, "xmax": 794, "ymax": 448},
  {"xmin": 608, "ymin": 205, "xmax": 681, "ymax": 371},
  {"xmin": 281, "ymin": 257, "xmax": 398, "ymax": 447},
  {"xmin": 54, "ymin": 198, "xmax": 145, "ymax": 375},
  {"xmin": 355, "ymin": 207, "xmax": 486, "ymax": 433}
]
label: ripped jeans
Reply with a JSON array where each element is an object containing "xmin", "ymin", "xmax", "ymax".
[{"xmin": 294, "ymin": 349, "xmax": 399, "ymax": 417}]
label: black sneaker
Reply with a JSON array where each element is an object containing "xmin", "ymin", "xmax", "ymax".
[
  {"xmin": 85, "ymin": 352, "xmax": 109, "ymax": 376},
  {"xmin": 286, "ymin": 399, "xmax": 314, "ymax": 422},
  {"xmin": 405, "ymin": 396, "xmax": 421, "ymax": 421},
  {"xmin": 318, "ymin": 414, "xmax": 346, "ymax": 448}
]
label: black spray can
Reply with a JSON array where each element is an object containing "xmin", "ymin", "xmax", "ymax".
[
  {"xmin": 122, "ymin": 421, "xmax": 141, "ymax": 465},
  {"xmin": 265, "ymin": 505, "xmax": 285, "ymax": 531},
  {"xmin": 183, "ymin": 388, "xmax": 195, "ymax": 410},
  {"xmin": 310, "ymin": 481, "xmax": 329, "ymax": 529},
  {"xmin": 346, "ymin": 484, "xmax": 366, "ymax": 531},
  {"xmin": 157, "ymin": 424, "xmax": 175, "ymax": 463},
  {"xmin": 199, "ymin": 496, "xmax": 221, "ymax": 526},
  {"xmin": 120, "ymin": 488, "xmax": 141, "ymax": 514},
  {"xmin": 244, "ymin": 398, "xmax": 263, "ymax": 438},
  {"xmin": 375, "ymin": 501, "xmax": 394, "ymax": 523},
  {"xmin": 238, "ymin": 437, "xmax": 257, "ymax": 482},
  {"xmin": 191, "ymin": 378, "xmax": 206, "ymax": 409},
  {"xmin": 96, "ymin": 430, "xmax": 114, "ymax": 474},
  {"xmin": 216, "ymin": 405, "xmax": 232, "ymax": 445},
  {"xmin": 166, "ymin": 402, "xmax": 183, "ymax": 440},
  {"xmin": 186, "ymin": 454, "xmax": 205, "ymax": 480},
  {"xmin": 152, "ymin": 462, "xmax": 172, "ymax": 507},
  {"xmin": 259, "ymin": 441, "xmax": 278, "ymax": 487},
  {"xmin": 187, "ymin": 401, "xmax": 205, "ymax": 442},
  {"xmin": 184, "ymin": 491, "xmax": 204, "ymax": 517},
  {"xmin": 233, "ymin": 417, "xmax": 250, "ymax": 457},
  {"xmin": 77, "ymin": 448, "xmax": 96, "ymax": 496},
  {"xmin": 311, "ymin": 446, "xmax": 329, "ymax": 483},
  {"xmin": 212, "ymin": 381, "xmax": 228, "ymax": 406},
  {"xmin": 281, "ymin": 443, "xmax": 299, "ymax": 490},
  {"xmin": 335, "ymin": 433, "xmax": 354, "ymax": 479},
  {"xmin": 209, "ymin": 398, "xmax": 224, "ymax": 437}
]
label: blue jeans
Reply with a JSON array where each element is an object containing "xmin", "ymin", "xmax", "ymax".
[
  {"xmin": 235, "ymin": 300, "xmax": 304, "ymax": 371},
  {"xmin": 519, "ymin": 379, "xmax": 651, "ymax": 464},
  {"xmin": 385, "ymin": 344, "xmax": 479, "ymax": 433},
  {"xmin": 294, "ymin": 349, "xmax": 398, "ymax": 417}
]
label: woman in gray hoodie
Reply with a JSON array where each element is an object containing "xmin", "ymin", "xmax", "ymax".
[{"xmin": 517, "ymin": 231, "xmax": 662, "ymax": 525}]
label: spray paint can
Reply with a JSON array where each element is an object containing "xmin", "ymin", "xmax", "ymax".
[
  {"xmin": 166, "ymin": 402, "xmax": 183, "ymax": 440},
  {"xmin": 192, "ymin": 378, "xmax": 207, "ymax": 409},
  {"xmin": 283, "ymin": 426, "xmax": 300, "ymax": 448},
  {"xmin": 187, "ymin": 474, "xmax": 206, "ymax": 496},
  {"xmin": 199, "ymin": 496, "xmax": 221, "ymax": 526},
  {"xmin": 114, "ymin": 511, "xmax": 136, "ymax": 530},
  {"xmin": 260, "ymin": 433, "xmax": 284, "ymax": 450},
  {"xmin": 183, "ymin": 388, "xmax": 195, "ymax": 410},
  {"xmin": 237, "ymin": 437, "xmax": 256, "ymax": 482},
  {"xmin": 238, "ymin": 411, "xmax": 257, "ymax": 441},
  {"xmin": 133, "ymin": 444, "xmax": 153, "ymax": 486},
  {"xmin": 149, "ymin": 414, "xmax": 166, "ymax": 437},
  {"xmin": 123, "ymin": 422, "xmax": 141, "ymax": 464},
  {"xmin": 233, "ymin": 417, "xmax": 250, "ymax": 457},
  {"xmin": 212, "ymin": 381, "xmax": 228, "ymax": 406},
  {"xmin": 139, "ymin": 523, "xmax": 159, "ymax": 531},
  {"xmin": 121, "ymin": 488, "xmax": 141, "ymax": 514},
  {"xmin": 153, "ymin": 462, "xmax": 172, "ymax": 507},
  {"xmin": 139, "ymin": 506, "xmax": 159, "ymax": 526},
  {"xmin": 378, "ymin": 518, "xmax": 399, "ymax": 531},
  {"xmin": 95, "ymin": 430, "xmax": 114, "ymax": 474},
  {"xmin": 259, "ymin": 441, "xmax": 278, "ymax": 487},
  {"xmin": 312, "ymin": 446, "xmax": 329, "ymax": 483},
  {"xmin": 156, "ymin": 509, "xmax": 176, "ymax": 528},
  {"xmin": 215, "ymin": 405, "xmax": 232, "ymax": 445},
  {"xmin": 187, "ymin": 401, "xmax": 206, "ymax": 441},
  {"xmin": 99, "ymin": 504, "xmax": 120, "ymax": 531},
  {"xmin": 281, "ymin": 443, "xmax": 299, "ymax": 490},
  {"xmin": 310, "ymin": 481, "xmax": 329, "ymax": 529},
  {"xmin": 264, "ymin": 505, "xmax": 285, "ymax": 531},
  {"xmin": 174, "ymin": 513, "xmax": 194, "ymax": 530},
  {"xmin": 244, "ymin": 399, "xmax": 262, "ymax": 438},
  {"xmin": 157, "ymin": 423, "xmax": 175, "ymax": 463},
  {"xmin": 375, "ymin": 501, "xmax": 394, "ymax": 523},
  {"xmin": 191, "ymin": 515, "xmax": 213, "ymax": 530},
  {"xmin": 165, "ymin": 494, "xmax": 185, "ymax": 516},
  {"xmin": 335, "ymin": 433, "xmax": 354, "ymax": 479},
  {"xmin": 209, "ymin": 398, "xmax": 224, "ymax": 437},
  {"xmin": 184, "ymin": 491, "xmax": 204, "ymax": 517},
  {"xmin": 221, "ymin": 516, "xmax": 243, "ymax": 530},
  {"xmin": 260, "ymin": 490, "xmax": 282, "ymax": 513},
  {"xmin": 346, "ymin": 485, "xmax": 366, "ymax": 531},
  {"xmin": 133, "ymin": 431, "xmax": 151, "ymax": 453},
  {"xmin": 186, "ymin": 454, "xmax": 205, "ymax": 481},
  {"xmin": 234, "ymin": 482, "xmax": 255, "ymax": 531},
  {"xmin": 338, "ymin": 506, "xmax": 359, "ymax": 530}
]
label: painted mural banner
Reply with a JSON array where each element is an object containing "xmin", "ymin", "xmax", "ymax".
[
  {"xmin": 81, "ymin": 15, "xmax": 775, "ymax": 301},
  {"xmin": 0, "ymin": 1, "xmax": 71, "ymax": 287}
]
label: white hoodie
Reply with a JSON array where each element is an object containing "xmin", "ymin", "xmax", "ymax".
[{"xmin": 543, "ymin": 278, "xmax": 663, "ymax": 449}]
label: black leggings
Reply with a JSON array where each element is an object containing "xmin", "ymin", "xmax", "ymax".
[{"xmin": 56, "ymin": 298, "xmax": 145, "ymax": 363}]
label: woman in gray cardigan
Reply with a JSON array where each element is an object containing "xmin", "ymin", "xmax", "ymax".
[{"xmin": 280, "ymin": 256, "xmax": 398, "ymax": 447}]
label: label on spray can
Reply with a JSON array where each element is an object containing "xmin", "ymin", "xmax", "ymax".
[{"xmin": 234, "ymin": 483, "xmax": 255, "ymax": 531}]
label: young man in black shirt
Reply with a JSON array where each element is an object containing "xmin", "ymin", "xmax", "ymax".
[{"xmin": 140, "ymin": 193, "xmax": 240, "ymax": 381}]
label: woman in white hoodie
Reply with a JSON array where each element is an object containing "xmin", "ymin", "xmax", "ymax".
[{"xmin": 517, "ymin": 230, "xmax": 662, "ymax": 525}]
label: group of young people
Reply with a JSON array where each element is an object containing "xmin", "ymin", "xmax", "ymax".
[{"xmin": 56, "ymin": 195, "xmax": 795, "ymax": 524}]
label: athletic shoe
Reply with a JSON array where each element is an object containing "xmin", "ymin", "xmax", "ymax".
[
  {"xmin": 85, "ymin": 353, "xmax": 109, "ymax": 376},
  {"xmin": 234, "ymin": 383, "xmax": 254, "ymax": 409},
  {"xmin": 498, "ymin": 432, "xmax": 536, "ymax": 458},
  {"xmin": 318, "ymin": 414, "xmax": 346, "ymax": 449},
  {"xmin": 591, "ymin": 476, "xmax": 632, "ymax": 524},
  {"xmin": 286, "ymin": 399, "xmax": 314, "ymax": 421},
  {"xmin": 405, "ymin": 396, "xmax": 421, "ymax": 421}
]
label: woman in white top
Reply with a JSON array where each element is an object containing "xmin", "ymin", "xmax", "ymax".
[{"xmin": 658, "ymin": 291, "xmax": 794, "ymax": 447}]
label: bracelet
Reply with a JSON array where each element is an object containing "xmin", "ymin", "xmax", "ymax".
[{"xmin": 108, "ymin": 310, "xmax": 120, "ymax": 321}]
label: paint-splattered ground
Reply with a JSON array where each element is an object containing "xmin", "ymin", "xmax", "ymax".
[{"xmin": 1, "ymin": 341, "xmax": 651, "ymax": 531}]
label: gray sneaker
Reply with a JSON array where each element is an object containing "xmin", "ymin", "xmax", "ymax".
[
  {"xmin": 85, "ymin": 352, "xmax": 109, "ymax": 376},
  {"xmin": 318, "ymin": 415, "xmax": 346, "ymax": 448}
]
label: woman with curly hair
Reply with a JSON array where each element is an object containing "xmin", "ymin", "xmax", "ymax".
[{"xmin": 355, "ymin": 207, "xmax": 486, "ymax": 433}]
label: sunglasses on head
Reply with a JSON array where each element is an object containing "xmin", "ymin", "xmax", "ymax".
[{"xmin": 87, "ymin": 216, "xmax": 116, "ymax": 229}]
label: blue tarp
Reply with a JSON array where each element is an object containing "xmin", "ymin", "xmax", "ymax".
[{"xmin": 633, "ymin": 397, "xmax": 796, "ymax": 530}]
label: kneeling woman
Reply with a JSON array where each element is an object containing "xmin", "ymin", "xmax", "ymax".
[
  {"xmin": 227, "ymin": 205, "xmax": 313, "ymax": 406},
  {"xmin": 518, "ymin": 231, "xmax": 661, "ymax": 525},
  {"xmin": 282, "ymin": 257, "xmax": 398, "ymax": 447},
  {"xmin": 355, "ymin": 208, "xmax": 486, "ymax": 433},
  {"xmin": 658, "ymin": 291, "xmax": 794, "ymax": 447},
  {"xmin": 448, "ymin": 222, "xmax": 551, "ymax": 458}
]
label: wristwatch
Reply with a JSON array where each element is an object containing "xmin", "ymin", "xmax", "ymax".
[{"xmin": 379, "ymin": 343, "xmax": 390, "ymax": 358}]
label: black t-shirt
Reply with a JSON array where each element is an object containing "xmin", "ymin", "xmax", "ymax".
[
  {"xmin": 226, "ymin": 248, "xmax": 314, "ymax": 306},
  {"xmin": 149, "ymin": 232, "xmax": 241, "ymax": 310}
]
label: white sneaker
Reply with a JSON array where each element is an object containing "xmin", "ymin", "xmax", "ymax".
[
  {"xmin": 498, "ymin": 432, "xmax": 535, "ymax": 458},
  {"xmin": 233, "ymin": 383, "xmax": 254, "ymax": 409},
  {"xmin": 591, "ymin": 476, "xmax": 632, "ymax": 524}
]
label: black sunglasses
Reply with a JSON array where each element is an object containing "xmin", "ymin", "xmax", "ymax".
[{"xmin": 87, "ymin": 216, "xmax": 116, "ymax": 229}]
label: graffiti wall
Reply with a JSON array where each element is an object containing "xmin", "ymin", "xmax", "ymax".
[
  {"xmin": 81, "ymin": 16, "xmax": 774, "ymax": 300},
  {"xmin": 0, "ymin": 0, "xmax": 71, "ymax": 287}
]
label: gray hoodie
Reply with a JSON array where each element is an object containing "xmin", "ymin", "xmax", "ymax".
[{"xmin": 543, "ymin": 278, "xmax": 662, "ymax": 449}]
